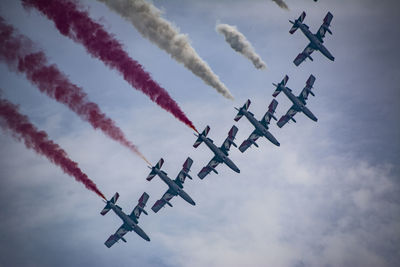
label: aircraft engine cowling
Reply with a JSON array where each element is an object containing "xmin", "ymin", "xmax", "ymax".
[
  {"xmin": 138, "ymin": 206, "xmax": 148, "ymax": 216},
  {"xmin": 323, "ymin": 25, "xmax": 332, "ymax": 35},
  {"xmin": 164, "ymin": 200, "xmax": 173, "ymax": 207},
  {"xmin": 228, "ymin": 138, "xmax": 237, "ymax": 148},
  {"xmin": 249, "ymin": 139, "xmax": 259, "ymax": 148}
]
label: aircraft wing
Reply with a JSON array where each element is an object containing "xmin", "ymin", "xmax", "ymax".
[
  {"xmin": 130, "ymin": 192, "xmax": 149, "ymax": 221},
  {"xmin": 298, "ymin": 75, "xmax": 316, "ymax": 104},
  {"xmin": 261, "ymin": 99, "xmax": 278, "ymax": 127},
  {"xmin": 198, "ymin": 156, "xmax": 220, "ymax": 179},
  {"xmin": 316, "ymin": 12, "xmax": 333, "ymax": 41},
  {"xmin": 104, "ymin": 224, "xmax": 129, "ymax": 248},
  {"xmin": 174, "ymin": 157, "xmax": 193, "ymax": 188},
  {"xmin": 277, "ymin": 105, "xmax": 298, "ymax": 128},
  {"xmin": 239, "ymin": 130, "xmax": 260, "ymax": 153},
  {"xmin": 220, "ymin": 126, "xmax": 238, "ymax": 154},
  {"xmin": 294, "ymin": 43, "xmax": 315, "ymax": 66},
  {"xmin": 151, "ymin": 188, "xmax": 176, "ymax": 213}
]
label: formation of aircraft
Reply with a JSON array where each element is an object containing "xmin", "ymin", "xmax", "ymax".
[
  {"xmin": 146, "ymin": 157, "xmax": 196, "ymax": 212},
  {"xmin": 234, "ymin": 99, "xmax": 280, "ymax": 152},
  {"xmin": 101, "ymin": 192, "xmax": 150, "ymax": 247},
  {"xmin": 272, "ymin": 74, "xmax": 317, "ymax": 128},
  {"xmin": 100, "ymin": 7, "xmax": 334, "ymax": 248},
  {"xmin": 194, "ymin": 125, "xmax": 240, "ymax": 179},
  {"xmin": 290, "ymin": 11, "xmax": 334, "ymax": 66}
]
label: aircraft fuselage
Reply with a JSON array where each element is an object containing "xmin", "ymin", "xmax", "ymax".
[
  {"xmin": 108, "ymin": 201, "xmax": 150, "ymax": 241},
  {"xmin": 282, "ymin": 86, "xmax": 318, "ymax": 122},
  {"xmin": 241, "ymin": 109, "xmax": 280, "ymax": 146},
  {"xmin": 298, "ymin": 23, "xmax": 334, "ymax": 61},
  {"xmin": 154, "ymin": 169, "xmax": 195, "ymax": 205},
  {"xmin": 199, "ymin": 135, "xmax": 240, "ymax": 173},
  {"xmin": 109, "ymin": 202, "xmax": 136, "ymax": 227}
]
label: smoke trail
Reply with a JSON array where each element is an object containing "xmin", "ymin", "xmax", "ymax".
[
  {"xmin": 22, "ymin": 0, "xmax": 198, "ymax": 132},
  {"xmin": 0, "ymin": 17, "xmax": 150, "ymax": 165},
  {"xmin": 0, "ymin": 94, "xmax": 106, "ymax": 200},
  {"xmin": 216, "ymin": 23, "xmax": 267, "ymax": 70},
  {"xmin": 272, "ymin": 0, "xmax": 289, "ymax": 10},
  {"xmin": 95, "ymin": 0, "xmax": 234, "ymax": 100}
]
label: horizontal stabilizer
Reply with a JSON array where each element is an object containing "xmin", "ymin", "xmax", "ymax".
[
  {"xmin": 193, "ymin": 126, "xmax": 210, "ymax": 148},
  {"xmin": 110, "ymin": 192, "xmax": 119, "ymax": 204},
  {"xmin": 101, "ymin": 192, "xmax": 119, "ymax": 215},
  {"xmin": 289, "ymin": 12, "xmax": 306, "ymax": 34},
  {"xmin": 272, "ymin": 75, "xmax": 289, "ymax": 97},
  {"xmin": 146, "ymin": 159, "xmax": 164, "ymax": 181},
  {"xmin": 234, "ymin": 99, "xmax": 251, "ymax": 122},
  {"xmin": 155, "ymin": 158, "xmax": 164, "ymax": 170},
  {"xmin": 234, "ymin": 110, "xmax": 243, "ymax": 122},
  {"xmin": 146, "ymin": 169, "xmax": 156, "ymax": 181},
  {"xmin": 201, "ymin": 125, "xmax": 210, "ymax": 137},
  {"xmin": 100, "ymin": 205, "xmax": 111, "ymax": 216},
  {"xmin": 299, "ymin": 11, "xmax": 306, "ymax": 23},
  {"xmin": 193, "ymin": 136, "xmax": 203, "ymax": 148}
]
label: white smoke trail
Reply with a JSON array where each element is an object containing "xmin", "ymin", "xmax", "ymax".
[
  {"xmin": 272, "ymin": 0, "xmax": 289, "ymax": 10},
  {"xmin": 216, "ymin": 23, "xmax": 267, "ymax": 70},
  {"xmin": 97, "ymin": 0, "xmax": 234, "ymax": 100}
]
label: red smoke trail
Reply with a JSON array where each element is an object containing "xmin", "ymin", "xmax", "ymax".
[
  {"xmin": 23, "ymin": 0, "xmax": 198, "ymax": 133},
  {"xmin": 0, "ymin": 17, "xmax": 150, "ymax": 165},
  {"xmin": 0, "ymin": 94, "xmax": 106, "ymax": 200}
]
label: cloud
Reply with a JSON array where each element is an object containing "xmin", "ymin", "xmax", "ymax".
[
  {"xmin": 216, "ymin": 23, "xmax": 267, "ymax": 69},
  {"xmin": 97, "ymin": 0, "xmax": 234, "ymax": 100},
  {"xmin": 272, "ymin": 0, "xmax": 289, "ymax": 10}
]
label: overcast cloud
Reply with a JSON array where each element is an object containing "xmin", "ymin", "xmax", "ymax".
[{"xmin": 0, "ymin": 0, "xmax": 399, "ymax": 266}]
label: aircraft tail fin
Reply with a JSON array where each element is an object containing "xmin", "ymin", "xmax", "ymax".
[
  {"xmin": 234, "ymin": 99, "xmax": 251, "ymax": 121},
  {"xmin": 100, "ymin": 192, "xmax": 119, "ymax": 215},
  {"xmin": 193, "ymin": 126, "xmax": 210, "ymax": 148},
  {"xmin": 272, "ymin": 75, "xmax": 289, "ymax": 97}
]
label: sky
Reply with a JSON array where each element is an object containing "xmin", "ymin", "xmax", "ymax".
[{"xmin": 0, "ymin": 0, "xmax": 399, "ymax": 266}]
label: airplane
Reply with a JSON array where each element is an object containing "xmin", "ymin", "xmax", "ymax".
[
  {"xmin": 272, "ymin": 74, "xmax": 317, "ymax": 128},
  {"xmin": 234, "ymin": 99, "xmax": 280, "ymax": 152},
  {"xmin": 147, "ymin": 157, "xmax": 195, "ymax": 213},
  {"xmin": 101, "ymin": 192, "xmax": 150, "ymax": 247},
  {"xmin": 289, "ymin": 11, "xmax": 334, "ymax": 66},
  {"xmin": 194, "ymin": 125, "xmax": 240, "ymax": 179}
]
